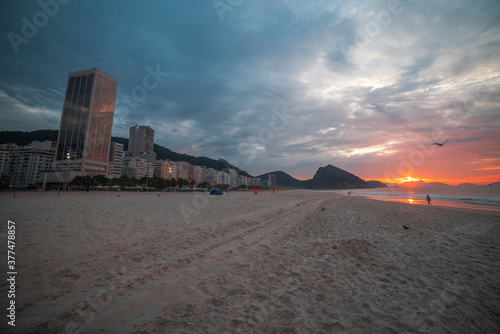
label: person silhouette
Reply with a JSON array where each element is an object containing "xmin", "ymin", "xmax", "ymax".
[{"xmin": 426, "ymin": 195, "xmax": 432, "ymax": 205}]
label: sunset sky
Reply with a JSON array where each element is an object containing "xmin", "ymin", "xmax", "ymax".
[{"xmin": 0, "ymin": 0, "xmax": 499, "ymax": 185}]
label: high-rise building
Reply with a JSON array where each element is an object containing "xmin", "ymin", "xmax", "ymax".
[
  {"xmin": 107, "ymin": 142, "xmax": 124, "ymax": 178},
  {"xmin": 54, "ymin": 68, "xmax": 118, "ymax": 175},
  {"xmin": 176, "ymin": 161, "xmax": 190, "ymax": 180},
  {"xmin": 3, "ymin": 142, "xmax": 56, "ymax": 188},
  {"xmin": 0, "ymin": 144, "xmax": 19, "ymax": 176},
  {"xmin": 128, "ymin": 125, "xmax": 156, "ymax": 160},
  {"xmin": 193, "ymin": 165, "xmax": 203, "ymax": 185}
]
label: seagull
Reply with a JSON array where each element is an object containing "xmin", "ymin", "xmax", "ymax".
[
  {"xmin": 432, "ymin": 141, "xmax": 448, "ymax": 147},
  {"xmin": 403, "ymin": 225, "xmax": 410, "ymax": 230}
]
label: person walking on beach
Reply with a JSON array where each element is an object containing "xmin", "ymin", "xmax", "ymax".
[{"xmin": 426, "ymin": 195, "xmax": 432, "ymax": 205}]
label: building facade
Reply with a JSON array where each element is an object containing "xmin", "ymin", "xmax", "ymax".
[
  {"xmin": 54, "ymin": 68, "xmax": 118, "ymax": 175},
  {"xmin": 176, "ymin": 161, "xmax": 190, "ymax": 180},
  {"xmin": 128, "ymin": 125, "xmax": 156, "ymax": 160},
  {"xmin": 107, "ymin": 142, "xmax": 123, "ymax": 178},
  {"xmin": 154, "ymin": 160, "xmax": 177, "ymax": 180},
  {"xmin": 0, "ymin": 144, "xmax": 19, "ymax": 176},
  {"xmin": 268, "ymin": 174, "xmax": 278, "ymax": 188},
  {"xmin": 128, "ymin": 157, "xmax": 154, "ymax": 179},
  {"xmin": 3, "ymin": 142, "xmax": 56, "ymax": 188},
  {"xmin": 193, "ymin": 165, "xmax": 203, "ymax": 185}
]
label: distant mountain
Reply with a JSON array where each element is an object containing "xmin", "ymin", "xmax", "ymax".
[
  {"xmin": 400, "ymin": 180, "xmax": 427, "ymax": 187},
  {"xmin": 426, "ymin": 181, "xmax": 450, "ymax": 186},
  {"xmin": 401, "ymin": 180, "xmax": 450, "ymax": 187},
  {"xmin": 366, "ymin": 180, "xmax": 387, "ymax": 188},
  {"xmin": 0, "ymin": 129, "xmax": 58, "ymax": 146},
  {"xmin": 258, "ymin": 166, "xmax": 369, "ymax": 189},
  {"xmin": 305, "ymin": 164, "xmax": 369, "ymax": 189},
  {"xmin": 489, "ymin": 182, "xmax": 500, "ymax": 186},
  {"xmin": 257, "ymin": 171, "xmax": 305, "ymax": 188}
]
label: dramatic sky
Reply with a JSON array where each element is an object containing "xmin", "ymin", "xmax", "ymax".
[{"xmin": 1, "ymin": 0, "xmax": 499, "ymax": 184}]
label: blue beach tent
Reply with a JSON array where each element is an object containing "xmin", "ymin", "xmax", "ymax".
[{"xmin": 209, "ymin": 188, "xmax": 223, "ymax": 195}]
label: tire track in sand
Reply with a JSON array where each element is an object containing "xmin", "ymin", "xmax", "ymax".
[{"xmin": 30, "ymin": 196, "xmax": 326, "ymax": 333}]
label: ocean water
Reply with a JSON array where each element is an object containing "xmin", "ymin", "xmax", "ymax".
[{"xmin": 327, "ymin": 185, "xmax": 500, "ymax": 212}]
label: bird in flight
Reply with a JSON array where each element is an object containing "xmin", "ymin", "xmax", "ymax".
[{"xmin": 432, "ymin": 140, "xmax": 448, "ymax": 147}]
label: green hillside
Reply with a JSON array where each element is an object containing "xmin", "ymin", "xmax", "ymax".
[
  {"xmin": 258, "ymin": 165, "xmax": 370, "ymax": 189},
  {"xmin": 257, "ymin": 171, "xmax": 306, "ymax": 188},
  {"xmin": 305, "ymin": 164, "xmax": 369, "ymax": 189},
  {"xmin": 0, "ymin": 130, "xmax": 59, "ymax": 146}
]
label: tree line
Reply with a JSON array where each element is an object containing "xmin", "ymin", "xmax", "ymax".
[{"xmin": 71, "ymin": 175, "xmax": 241, "ymax": 191}]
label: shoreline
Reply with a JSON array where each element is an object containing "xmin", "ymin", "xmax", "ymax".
[
  {"xmin": 317, "ymin": 189, "xmax": 500, "ymax": 213},
  {"xmin": 1, "ymin": 190, "xmax": 499, "ymax": 333},
  {"xmin": 349, "ymin": 193, "xmax": 500, "ymax": 213}
]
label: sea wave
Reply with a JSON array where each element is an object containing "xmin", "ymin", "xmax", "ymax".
[{"xmin": 349, "ymin": 191, "xmax": 500, "ymax": 204}]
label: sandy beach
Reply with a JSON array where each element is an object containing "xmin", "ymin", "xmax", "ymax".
[{"xmin": 0, "ymin": 190, "xmax": 499, "ymax": 333}]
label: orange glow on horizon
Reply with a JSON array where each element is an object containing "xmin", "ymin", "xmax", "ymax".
[
  {"xmin": 374, "ymin": 175, "xmax": 499, "ymax": 186},
  {"xmin": 269, "ymin": 171, "xmax": 499, "ymax": 186},
  {"xmin": 378, "ymin": 176, "xmax": 435, "ymax": 185}
]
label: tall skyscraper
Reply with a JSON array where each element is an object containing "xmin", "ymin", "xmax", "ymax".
[
  {"xmin": 54, "ymin": 68, "xmax": 118, "ymax": 175},
  {"xmin": 128, "ymin": 125, "xmax": 156, "ymax": 160}
]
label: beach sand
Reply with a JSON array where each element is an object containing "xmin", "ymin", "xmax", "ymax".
[{"xmin": 0, "ymin": 190, "xmax": 499, "ymax": 333}]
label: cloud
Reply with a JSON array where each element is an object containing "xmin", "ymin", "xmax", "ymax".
[
  {"xmin": 0, "ymin": 89, "xmax": 60, "ymax": 130},
  {"xmin": 0, "ymin": 0, "xmax": 499, "ymax": 183}
]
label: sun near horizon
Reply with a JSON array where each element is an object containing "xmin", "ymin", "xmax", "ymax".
[
  {"xmin": 289, "ymin": 171, "xmax": 499, "ymax": 186},
  {"xmin": 378, "ymin": 175, "xmax": 500, "ymax": 186}
]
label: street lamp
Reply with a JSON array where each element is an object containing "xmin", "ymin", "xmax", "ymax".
[
  {"xmin": 58, "ymin": 149, "xmax": 71, "ymax": 197},
  {"xmin": 145, "ymin": 161, "xmax": 151, "ymax": 190},
  {"xmin": 66, "ymin": 151, "xmax": 71, "ymax": 191}
]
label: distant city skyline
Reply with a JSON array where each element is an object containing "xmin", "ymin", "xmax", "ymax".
[{"xmin": 0, "ymin": 1, "xmax": 499, "ymax": 184}]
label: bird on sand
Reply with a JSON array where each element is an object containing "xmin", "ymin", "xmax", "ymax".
[
  {"xmin": 432, "ymin": 140, "xmax": 448, "ymax": 147},
  {"xmin": 403, "ymin": 225, "xmax": 410, "ymax": 229}
]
